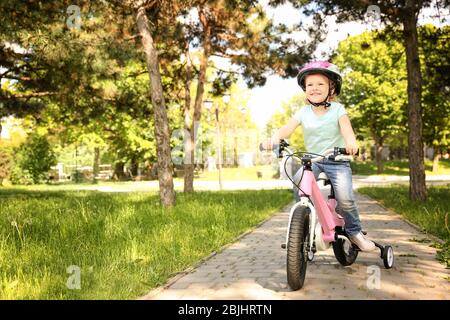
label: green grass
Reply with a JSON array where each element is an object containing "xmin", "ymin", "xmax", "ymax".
[
  {"xmin": 351, "ymin": 159, "xmax": 450, "ymax": 176},
  {"xmin": 198, "ymin": 159, "xmax": 450, "ymax": 179},
  {"xmin": 0, "ymin": 188, "xmax": 291, "ymax": 299},
  {"xmin": 357, "ymin": 184, "xmax": 450, "ymax": 267},
  {"xmin": 195, "ymin": 165, "xmax": 277, "ymax": 181}
]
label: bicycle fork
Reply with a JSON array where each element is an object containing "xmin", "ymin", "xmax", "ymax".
[{"xmin": 282, "ymin": 197, "xmax": 317, "ymax": 257}]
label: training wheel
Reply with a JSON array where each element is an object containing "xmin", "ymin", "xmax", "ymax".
[{"xmin": 382, "ymin": 245, "xmax": 394, "ymax": 269}]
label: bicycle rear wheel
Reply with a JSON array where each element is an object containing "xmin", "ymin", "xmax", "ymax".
[
  {"xmin": 286, "ymin": 205, "xmax": 310, "ymax": 290},
  {"xmin": 332, "ymin": 233, "xmax": 358, "ymax": 266}
]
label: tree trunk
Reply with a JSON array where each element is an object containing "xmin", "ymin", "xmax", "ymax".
[
  {"xmin": 93, "ymin": 147, "xmax": 100, "ymax": 183},
  {"xmin": 136, "ymin": 5, "xmax": 175, "ymax": 207},
  {"xmin": 183, "ymin": 42, "xmax": 194, "ymax": 193},
  {"xmin": 114, "ymin": 162, "xmax": 125, "ymax": 181},
  {"xmin": 432, "ymin": 152, "xmax": 440, "ymax": 173},
  {"xmin": 130, "ymin": 155, "xmax": 139, "ymax": 177},
  {"xmin": 234, "ymin": 133, "xmax": 238, "ymax": 167},
  {"xmin": 402, "ymin": 6, "xmax": 427, "ymax": 201},
  {"xmin": 184, "ymin": 6, "xmax": 212, "ymax": 193},
  {"xmin": 375, "ymin": 142, "xmax": 384, "ymax": 175}
]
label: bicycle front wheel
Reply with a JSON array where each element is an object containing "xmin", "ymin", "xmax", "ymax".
[{"xmin": 286, "ymin": 205, "xmax": 310, "ymax": 290}]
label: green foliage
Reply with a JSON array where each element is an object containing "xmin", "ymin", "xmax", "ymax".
[
  {"xmin": 9, "ymin": 166, "xmax": 33, "ymax": 185},
  {"xmin": 266, "ymin": 94, "xmax": 306, "ymax": 149},
  {"xmin": 1, "ymin": 2, "xmax": 163, "ymax": 171},
  {"xmin": 333, "ymin": 31, "xmax": 407, "ymax": 145},
  {"xmin": 433, "ymin": 241, "xmax": 450, "ymax": 269},
  {"xmin": 419, "ymin": 25, "xmax": 450, "ymax": 153},
  {"xmin": 333, "ymin": 25, "xmax": 449, "ymax": 162},
  {"xmin": 14, "ymin": 134, "xmax": 57, "ymax": 184}
]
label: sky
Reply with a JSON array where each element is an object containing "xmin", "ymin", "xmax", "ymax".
[{"xmin": 244, "ymin": 0, "xmax": 450, "ymax": 128}]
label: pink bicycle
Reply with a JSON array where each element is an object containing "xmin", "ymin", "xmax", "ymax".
[{"xmin": 261, "ymin": 140, "xmax": 394, "ymax": 290}]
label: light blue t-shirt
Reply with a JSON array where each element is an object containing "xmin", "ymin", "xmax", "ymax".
[{"xmin": 293, "ymin": 102, "xmax": 347, "ymax": 155}]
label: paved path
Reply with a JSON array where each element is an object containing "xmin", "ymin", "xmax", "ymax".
[{"xmin": 141, "ymin": 192, "xmax": 449, "ymax": 300}]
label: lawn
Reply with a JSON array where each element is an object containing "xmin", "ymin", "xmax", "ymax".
[
  {"xmin": 357, "ymin": 184, "xmax": 450, "ymax": 267},
  {"xmin": 351, "ymin": 159, "xmax": 450, "ymax": 176},
  {"xmin": 197, "ymin": 159, "xmax": 450, "ymax": 180},
  {"xmin": 196, "ymin": 165, "xmax": 278, "ymax": 180},
  {"xmin": 0, "ymin": 188, "xmax": 291, "ymax": 299},
  {"xmin": 196, "ymin": 159, "xmax": 450, "ymax": 180}
]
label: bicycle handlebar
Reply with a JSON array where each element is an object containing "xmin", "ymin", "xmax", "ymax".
[
  {"xmin": 260, "ymin": 140, "xmax": 358, "ymax": 191},
  {"xmin": 259, "ymin": 140, "xmax": 359, "ymax": 161}
]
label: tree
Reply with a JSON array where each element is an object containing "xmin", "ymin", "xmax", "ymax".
[
  {"xmin": 419, "ymin": 24, "xmax": 450, "ymax": 172},
  {"xmin": 181, "ymin": 0, "xmax": 317, "ymax": 192},
  {"xmin": 132, "ymin": 0, "xmax": 177, "ymax": 206},
  {"xmin": 15, "ymin": 133, "xmax": 57, "ymax": 184},
  {"xmin": 0, "ymin": 147, "xmax": 13, "ymax": 185},
  {"xmin": 1, "ymin": 0, "xmax": 184, "ymax": 206},
  {"xmin": 272, "ymin": 0, "xmax": 450, "ymax": 201},
  {"xmin": 266, "ymin": 94, "xmax": 306, "ymax": 151},
  {"xmin": 217, "ymin": 82, "xmax": 256, "ymax": 166},
  {"xmin": 333, "ymin": 31, "xmax": 407, "ymax": 173},
  {"xmin": 0, "ymin": 1, "xmax": 108, "ymax": 124}
]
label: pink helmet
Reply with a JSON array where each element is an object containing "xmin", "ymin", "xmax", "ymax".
[{"xmin": 297, "ymin": 61, "xmax": 342, "ymax": 95}]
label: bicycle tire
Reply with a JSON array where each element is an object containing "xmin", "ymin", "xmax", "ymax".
[{"xmin": 286, "ymin": 205, "xmax": 310, "ymax": 290}]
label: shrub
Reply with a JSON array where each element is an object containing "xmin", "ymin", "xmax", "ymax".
[
  {"xmin": 10, "ymin": 166, "xmax": 34, "ymax": 185},
  {"xmin": 15, "ymin": 134, "xmax": 57, "ymax": 184}
]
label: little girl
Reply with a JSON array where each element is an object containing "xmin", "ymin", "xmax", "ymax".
[{"xmin": 262, "ymin": 60, "xmax": 375, "ymax": 251}]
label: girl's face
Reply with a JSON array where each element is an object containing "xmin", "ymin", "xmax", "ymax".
[{"xmin": 304, "ymin": 73, "xmax": 331, "ymax": 103}]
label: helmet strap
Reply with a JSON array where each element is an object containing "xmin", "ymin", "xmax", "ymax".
[
  {"xmin": 307, "ymin": 91, "xmax": 331, "ymax": 108},
  {"xmin": 307, "ymin": 79, "xmax": 335, "ymax": 108}
]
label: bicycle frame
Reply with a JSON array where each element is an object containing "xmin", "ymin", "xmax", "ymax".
[
  {"xmin": 268, "ymin": 141, "xmax": 394, "ymax": 290},
  {"xmin": 298, "ymin": 169, "xmax": 344, "ymax": 242},
  {"xmin": 283, "ymin": 149, "xmax": 347, "ymax": 252}
]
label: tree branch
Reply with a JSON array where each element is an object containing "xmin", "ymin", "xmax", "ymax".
[{"xmin": 8, "ymin": 92, "xmax": 59, "ymax": 98}]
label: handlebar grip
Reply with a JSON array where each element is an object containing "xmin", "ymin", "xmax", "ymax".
[
  {"xmin": 259, "ymin": 143, "xmax": 280, "ymax": 152},
  {"xmin": 337, "ymin": 148, "xmax": 360, "ymax": 156},
  {"xmin": 259, "ymin": 143, "xmax": 281, "ymax": 157}
]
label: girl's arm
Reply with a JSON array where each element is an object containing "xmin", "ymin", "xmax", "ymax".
[
  {"xmin": 262, "ymin": 118, "xmax": 299, "ymax": 149},
  {"xmin": 338, "ymin": 114, "xmax": 359, "ymax": 155}
]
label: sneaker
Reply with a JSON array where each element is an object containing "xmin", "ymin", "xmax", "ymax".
[{"xmin": 349, "ymin": 232, "xmax": 376, "ymax": 252}]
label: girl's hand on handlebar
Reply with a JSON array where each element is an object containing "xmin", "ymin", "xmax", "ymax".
[{"xmin": 345, "ymin": 143, "xmax": 359, "ymax": 156}]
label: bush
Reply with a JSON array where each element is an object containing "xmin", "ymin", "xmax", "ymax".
[
  {"xmin": 14, "ymin": 134, "xmax": 57, "ymax": 184},
  {"xmin": 10, "ymin": 166, "xmax": 34, "ymax": 185},
  {"xmin": 70, "ymin": 170, "xmax": 91, "ymax": 183}
]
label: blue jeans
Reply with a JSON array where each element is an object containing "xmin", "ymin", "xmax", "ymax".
[{"xmin": 292, "ymin": 160, "xmax": 362, "ymax": 236}]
